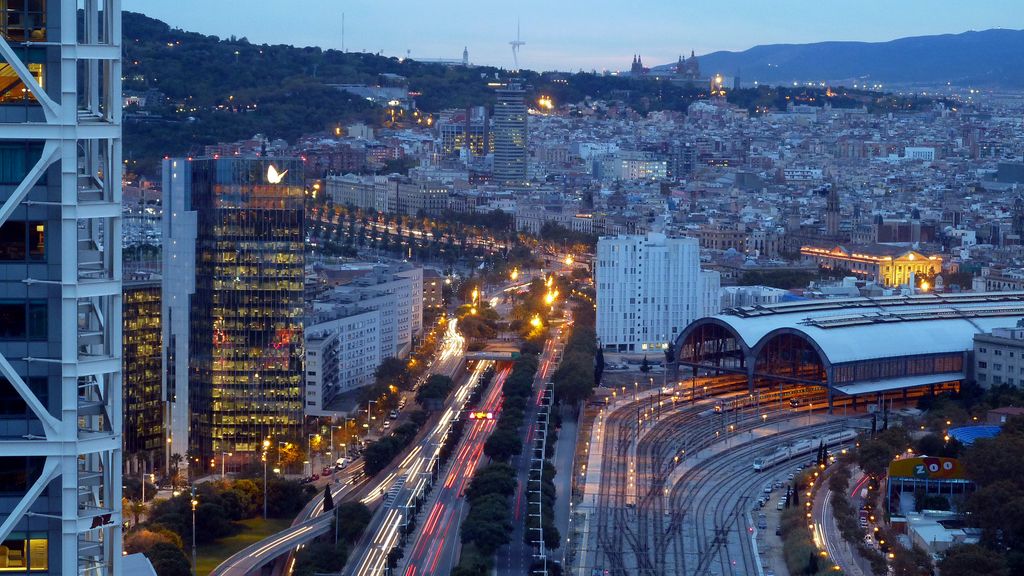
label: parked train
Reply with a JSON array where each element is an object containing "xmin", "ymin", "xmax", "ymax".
[{"xmin": 752, "ymin": 428, "xmax": 858, "ymax": 472}]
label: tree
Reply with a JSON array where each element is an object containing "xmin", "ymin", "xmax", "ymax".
[
  {"xmin": 806, "ymin": 551, "xmax": 819, "ymax": 575},
  {"xmin": 375, "ymin": 357, "xmax": 412, "ymax": 389},
  {"xmin": 483, "ymin": 428, "xmax": 523, "ymax": 462},
  {"xmin": 640, "ymin": 356, "xmax": 651, "ymax": 373},
  {"xmin": 323, "ymin": 484, "xmax": 334, "ymax": 512},
  {"xmin": 292, "ymin": 541, "xmax": 348, "ymax": 576},
  {"xmin": 144, "ymin": 542, "xmax": 191, "ymax": 576},
  {"xmin": 938, "ymin": 544, "xmax": 1009, "ymax": 576},
  {"xmin": 335, "ymin": 502, "xmax": 372, "ymax": 543},
  {"xmin": 416, "ymin": 374, "xmax": 454, "ymax": 408},
  {"xmin": 125, "ymin": 528, "xmax": 182, "ymax": 554}
]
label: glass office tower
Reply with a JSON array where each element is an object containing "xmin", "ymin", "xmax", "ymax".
[
  {"xmin": 163, "ymin": 158, "xmax": 305, "ymax": 472},
  {"xmin": 0, "ymin": 1, "xmax": 123, "ymax": 574}
]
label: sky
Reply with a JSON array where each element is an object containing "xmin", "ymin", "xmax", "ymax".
[{"xmin": 123, "ymin": 1, "xmax": 1024, "ymax": 72}]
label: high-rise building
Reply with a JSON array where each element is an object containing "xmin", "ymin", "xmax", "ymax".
[
  {"xmin": 163, "ymin": 158, "xmax": 305, "ymax": 472},
  {"xmin": 0, "ymin": 1, "xmax": 124, "ymax": 573},
  {"xmin": 595, "ymin": 233, "xmax": 720, "ymax": 352},
  {"xmin": 123, "ymin": 279, "xmax": 164, "ymax": 476},
  {"xmin": 492, "ymin": 81, "xmax": 528, "ymax": 187}
]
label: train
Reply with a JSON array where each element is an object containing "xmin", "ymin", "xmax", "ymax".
[
  {"xmin": 696, "ymin": 385, "xmax": 824, "ymax": 417},
  {"xmin": 752, "ymin": 428, "xmax": 858, "ymax": 472}
]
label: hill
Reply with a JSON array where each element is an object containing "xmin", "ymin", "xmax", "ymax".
[
  {"xmin": 121, "ymin": 12, "xmax": 942, "ymax": 177},
  {"xmin": 652, "ymin": 29, "xmax": 1024, "ymax": 88}
]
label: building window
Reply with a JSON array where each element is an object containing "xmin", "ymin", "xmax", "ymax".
[
  {"xmin": 0, "ymin": 61, "xmax": 45, "ymax": 105},
  {"xmin": 0, "ymin": 533, "xmax": 48, "ymax": 571},
  {"xmin": 0, "ymin": 221, "xmax": 44, "ymax": 260},
  {"xmin": 0, "ymin": 300, "xmax": 46, "ymax": 340},
  {"xmin": 0, "ymin": 0, "xmax": 47, "ymax": 42},
  {"xmin": 978, "ymin": 361, "xmax": 987, "ymax": 369},
  {"xmin": 0, "ymin": 143, "xmax": 43, "ymax": 185}
]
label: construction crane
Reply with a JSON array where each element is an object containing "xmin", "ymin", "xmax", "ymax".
[{"xmin": 510, "ymin": 20, "xmax": 525, "ymax": 71}]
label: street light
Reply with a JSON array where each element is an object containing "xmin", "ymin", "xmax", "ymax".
[
  {"xmin": 190, "ymin": 487, "xmax": 198, "ymax": 576},
  {"xmin": 220, "ymin": 451, "xmax": 233, "ymax": 479},
  {"xmin": 262, "ymin": 438, "xmax": 271, "ymax": 519}
]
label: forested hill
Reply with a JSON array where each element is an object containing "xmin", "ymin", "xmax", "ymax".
[{"xmin": 122, "ymin": 11, "xmax": 940, "ymax": 176}]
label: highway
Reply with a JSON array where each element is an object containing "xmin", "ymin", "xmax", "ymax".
[
  {"xmin": 494, "ymin": 311, "xmax": 570, "ymax": 576},
  {"xmin": 399, "ymin": 364, "xmax": 510, "ymax": 576},
  {"xmin": 343, "ymin": 356, "xmax": 492, "ymax": 576},
  {"xmin": 210, "ymin": 319, "xmax": 467, "ymax": 576}
]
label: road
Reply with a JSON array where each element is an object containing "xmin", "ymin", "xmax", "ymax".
[
  {"xmin": 816, "ymin": 468, "xmax": 872, "ymax": 576},
  {"xmin": 495, "ymin": 313, "xmax": 570, "ymax": 576},
  {"xmin": 343, "ymin": 356, "xmax": 492, "ymax": 576},
  {"xmin": 211, "ymin": 319, "xmax": 467, "ymax": 576},
  {"xmin": 399, "ymin": 365, "xmax": 510, "ymax": 576}
]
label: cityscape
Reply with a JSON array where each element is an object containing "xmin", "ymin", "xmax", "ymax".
[{"xmin": 3, "ymin": 2, "xmax": 1024, "ymax": 576}]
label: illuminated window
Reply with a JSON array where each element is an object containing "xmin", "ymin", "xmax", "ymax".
[
  {"xmin": 0, "ymin": 534, "xmax": 48, "ymax": 571},
  {"xmin": 0, "ymin": 1, "xmax": 46, "ymax": 42},
  {"xmin": 0, "ymin": 62, "xmax": 43, "ymax": 104}
]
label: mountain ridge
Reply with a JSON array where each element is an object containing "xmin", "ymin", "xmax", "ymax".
[{"xmin": 651, "ymin": 28, "xmax": 1024, "ymax": 87}]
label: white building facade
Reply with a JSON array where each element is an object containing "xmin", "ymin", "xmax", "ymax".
[{"xmin": 596, "ymin": 233, "xmax": 719, "ymax": 352}]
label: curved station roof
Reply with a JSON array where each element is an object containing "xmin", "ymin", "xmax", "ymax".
[{"xmin": 676, "ymin": 292, "xmax": 1024, "ymax": 395}]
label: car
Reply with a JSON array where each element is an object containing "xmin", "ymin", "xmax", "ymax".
[
  {"xmin": 763, "ymin": 485, "xmax": 772, "ymax": 494},
  {"xmin": 775, "ymin": 528, "xmax": 782, "ymax": 536},
  {"xmin": 390, "ymin": 409, "xmax": 399, "ymax": 419},
  {"xmin": 777, "ymin": 500, "xmax": 785, "ymax": 510},
  {"xmin": 322, "ymin": 466, "xmax": 333, "ymax": 476},
  {"xmin": 787, "ymin": 473, "xmax": 795, "ymax": 481},
  {"xmin": 383, "ymin": 420, "xmax": 391, "ymax": 429},
  {"xmin": 773, "ymin": 481, "xmax": 783, "ymax": 490},
  {"xmin": 335, "ymin": 457, "xmax": 349, "ymax": 469}
]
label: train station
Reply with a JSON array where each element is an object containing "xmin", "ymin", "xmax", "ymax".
[{"xmin": 671, "ymin": 292, "xmax": 1024, "ymax": 408}]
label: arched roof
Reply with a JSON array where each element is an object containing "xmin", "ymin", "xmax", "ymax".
[{"xmin": 677, "ymin": 292, "xmax": 1024, "ymax": 366}]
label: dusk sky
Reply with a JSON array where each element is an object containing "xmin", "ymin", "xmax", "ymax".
[{"xmin": 124, "ymin": 1, "xmax": 1023, "ymax": 71}]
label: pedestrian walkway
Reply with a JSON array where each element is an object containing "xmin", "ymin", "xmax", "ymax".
[{"xmin": 552, "ymin": 406, "xmax": 578, "ymax": 567}]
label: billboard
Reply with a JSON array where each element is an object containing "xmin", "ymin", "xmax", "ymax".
[{"xmin": 888, "ymin": 456, "xmax": 966, "ymax": 481}]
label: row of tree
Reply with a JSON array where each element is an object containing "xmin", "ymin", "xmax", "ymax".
[
  {"xmin": 456, "ymin": 350, "xmax": 546, "ymax": 575},
  {"xmin": 551, "ymin": 303, "xmax": 599, "ymax": 406}
]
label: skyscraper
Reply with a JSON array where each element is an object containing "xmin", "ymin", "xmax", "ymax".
[
  {"xmin": 123, "ymin": 279, "xmax": 164, "ymax": 476},
  {"xmin": 163, "ymin": 158, "xmax": 305, "ymax": 473},
  {"xmin": 596, "ymin": 233, "xmax": 720, "ymax": 352},
  {"xmin": 0, "ymin": 1, "xmax": 123, "ymax": 573},
  {"xmin": 492, "ymin": 81, "xmax": 528, "ymax": 187}
]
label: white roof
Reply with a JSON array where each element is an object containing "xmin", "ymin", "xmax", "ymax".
[
  {"xmin": 833, "ymin": 373, "xmax": 964, "ymax": 396},
  {"xmin": 704, "ymin": 292, "xmax": 1024, "ymax": 366}
]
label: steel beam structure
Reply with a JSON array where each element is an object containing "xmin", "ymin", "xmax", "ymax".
[{"xmin": 0, "ymin": 2, "xmax": 122, "ymax": 574}]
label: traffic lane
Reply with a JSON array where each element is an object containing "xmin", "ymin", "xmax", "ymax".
[
  {"xmin": 404, "ymin": 366, "xmax": 508, "ymax": 576},
  {"xmin": 347, "ymin": 360, "xmax": 494, "ymax": 575}
]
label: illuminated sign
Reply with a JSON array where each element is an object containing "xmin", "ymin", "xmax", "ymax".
[
  {"xmin": 266, "ymin": 165, "xmax": 288, "ymax": 184},
  {"xmin": 888, "ymin": 456, "xmax": 966, "ymax": 480}
]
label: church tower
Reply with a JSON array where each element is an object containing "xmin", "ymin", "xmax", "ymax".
[{"xmin": 826, "ymin": 186, "xmax": 841, "ymax": 238}]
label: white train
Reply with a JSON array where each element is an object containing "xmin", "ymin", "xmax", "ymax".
[{"xmin": 752, "ymin": 428, "xmax": 858, "ymax": 472}]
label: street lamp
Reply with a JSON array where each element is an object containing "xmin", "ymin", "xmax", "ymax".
[
  {"xmin": 190, "ymin": 487, "xmax": 198, "ymax": 576},
  {"xmin": 262, "ymin": 438, "xmax": 271, "ymax": 519},
  {"xmin": 220, "ymin": 452, "xmax": 233, "ymax": 479},
  {"xmin": 308, "ymin": 433, "xmax": 321, "ymax": 475}
]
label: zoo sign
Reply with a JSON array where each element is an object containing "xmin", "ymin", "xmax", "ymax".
[{"xmin": 888, "ymin": 456, "xmax": 965, "ymax": 480}]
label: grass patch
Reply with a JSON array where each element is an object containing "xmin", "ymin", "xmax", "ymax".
[{"xmin": 194, "ymin": 517, "xmax": 293, "ymax": 575}]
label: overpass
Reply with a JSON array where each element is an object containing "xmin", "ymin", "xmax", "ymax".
[{"xmin": 209, "ymin": 515, "xmax": 333, "ymax": 576}]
